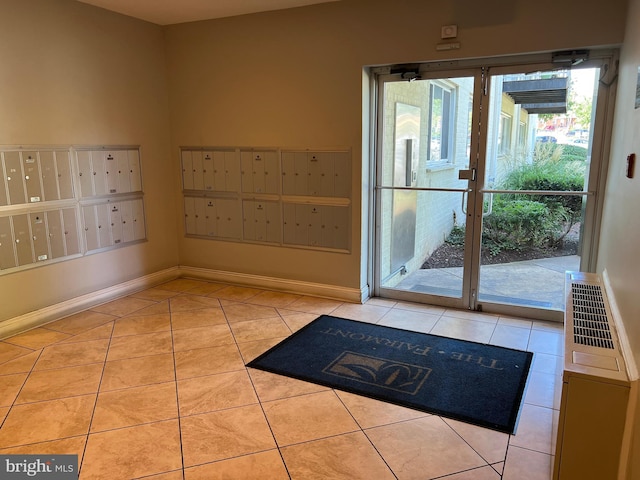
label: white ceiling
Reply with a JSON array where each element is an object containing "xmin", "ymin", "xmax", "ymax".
[{"xmin": 76, "ymin": 0, "xmax": 340, "ymax": 25}]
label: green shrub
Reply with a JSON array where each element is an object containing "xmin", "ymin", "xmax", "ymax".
[
  {"xmin": 445, "ymin": 225, "xmax": 466, "ymax": 247},
  {"xmin": 482, "ymin": 197, "xmax": 561, "ymax": 255},
  {"xmin": 559, "ymin": 144, "xmax": 588, "ymax": 162},
  {"xmin": 440, "ymin": 145, "xmax": 587, "ymax": 257},
  {"xmin": 500, "ymin": 162, "xmax": 584, "ymax": 216}
]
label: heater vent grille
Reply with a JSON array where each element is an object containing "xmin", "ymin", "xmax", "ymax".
[{"xmin": 571, "ymin": 283, "xmax": 614, "ymax": 349}]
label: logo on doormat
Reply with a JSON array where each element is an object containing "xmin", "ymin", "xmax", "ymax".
[{"xmin": 323, "ymin": 351, "xmax": 431, "ymax": 395}]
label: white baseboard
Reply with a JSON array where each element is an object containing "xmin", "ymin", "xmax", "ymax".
[
  {"xmin": 1, "ymin": 266, "xmax": 368, "ymax": 341},
  {"xmin": 0, "ymin": 267, "xmax": 180, "ymax": 340},
  {"xmin": 179, "ymin": 266, "xmax": 368, "ymax": 304}
]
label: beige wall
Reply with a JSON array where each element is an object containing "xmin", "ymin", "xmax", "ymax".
[
  {"xmin": 597, "ymin": 0, "xmax": 640, "ymax": 475},
  {"xmin": 0, "ymin": 0, "xmax": 177, "ymax": 322},
  {"xmin": 164, "ymin": 0, "xmax": 629, "ymax": 291},
  {"xmin": 0, "ymin": 0, "xmax": 631, "ymax": 315}
]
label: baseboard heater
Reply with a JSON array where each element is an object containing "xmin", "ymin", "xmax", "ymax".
[{"xmin": 553, "ymin": 272, "xmax": 631, "ymax": 480}]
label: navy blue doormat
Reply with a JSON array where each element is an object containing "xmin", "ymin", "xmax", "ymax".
[{"xmin": 247, "ymin": 315, "xmax": 533, "ymax": 434}]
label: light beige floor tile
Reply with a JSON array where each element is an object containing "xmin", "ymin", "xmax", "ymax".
[
  {"xmin": 81, "ymin": 420, "xmax": 182, "ymax": 479},
  {"xmin": 498, "ymin": 316, "xmax": 534, "ymax": 329},
  {"xmin": 443, "ymin": 309, "xmax": 500, "ymax": 324},
  {"xmin": 444, "ymin": 465, "xmax": 502, "ymax": 479},
  {"xmin": 17, "ymin": 363, "xmax": 103, "ymax": 404},
  {"xmin": 246, "ymin": 290, "xmax": 302, "ymax": 308},
  {"xmin": 330, "ymin": 303, "xmax": 391, "ymax": 323},
  {"xmin": 0, "ymin": 436, "xmax": 87, "ymax": 465},
  {"xmin": 392, "ymin": 301, "xmax": 446, "ymax": 315},
  {"xmin": 180, "ymin": 404, "xmax": 276, "ymax": 467},
  {"xmin": 366, "ymin": 416, "xmax": 487, "ymax": 479},
  {"xmin": 174, "ymin": 344, "xmax": 245, "ymax": 380},
  {"xmin": 170, "ymin": 308, "xmax": 227, "ymax": 330},
  {"xmin": 130, "ymin": 300, "xmax": 171, "ymax": 316},
  {"xmin": 106, "ymin": 331, "xmax": 173, "ymax": 361},
  {"xmin": 532, "ymin": 320, "xmax": 563, "ymax": 332},
  {"xmin": 91, "ymin": 382, "xmax": 178, "ymax": 432},
  {"xmin": 58, "ymin": 323, "xmax": 114, "ymax": 344},
  {"xmin": 112, "ymin": 313, "xmax": 171, "ymax": 337},
  {"xmin": 169, "ymin": 294, "xmax": 222, "ymax": 312},
  {"xmin": 285, "ymin": 296, "xmax": 343, "ymax": 315},
  {"xmin": 143, "ymin": 471, "xmax": 184, "ymax": 480},
  {"xmin": 510, "ymin": 403, "xmax": 559, "ymax": 454},
  {"xmin": 502, "ymin": 445, "xmax": 554, "ymax": 480},
  {"xmin": 34, "ymin": 339, "xmax": 110, "ymax": 370},
  {"xmin": 172, "ymin": 324, "xmax": 235, "ymax": 351},
  {"xmin": 4, "ymin": 328, "xmax": 72, "ymax": 349},
  {"xmin": 262, "ymin": 391, "xmax": 360, "ymax": 447},
  {"xmin": 377, "ymin": 309, "xmax": 440, "ymax": 333},
  {"xmin": 0, "ymin": 395, "xmax": 95, "ymax": 448},
  {"xmin": 444, "ymin": 418, "xmax": 509, "ymax": 464},
  {"xmin": 0, "ymin": 373, "xmax": 28, "ymax": 406},
  {"xmin": 184, "ymin": 450, "xmax": 289, "ymax": 480},
  {"xmin": 0, "ymin": 283, "xmax": 561, "ymax": 479},
  {"xmin": 237, "ymin": 337, "xmax": 286, "ymax": 363},
  {"xmin": 230, "ymin": 317, "xmax": 291, "ymax": 343},
  {"xmin": 222, "ymin": 303, "xmax": 279, "ymax": 323},
  {"xmin": 531, "ymin": 352, "xmax": 563, "ymax": 376},
  {"xmin": 489, "ymin": 324, "xmax": 531, "ymax": 350},
  {"xmin": 90, "ymin": 297, "xmax": 156, "ymax": 317},
  {"xmin": 101, "ymin": 353, "xmax": 175, "ymax": 391},
  {"xmin": 524, "ymin": 371, "xmax": 562, "ymax": 409},
  {"xmin": 365, "ymin": 298, "xmax": 398, "ymax": 308},
  {"xmin": 248, "ymin": 368, "xmax": 329, "ymax": 402},
  {"xmin": 45, "ymin": 311, "xmax": 116, "ymax": 335},
  {"xmin": 335, "ymin": 390, "xmax": 429, "ymax": 429},
  {"xmin": 129, "ymin": 288, "xmax": 181, "ymax": 301},
  {"xmin": 0, "ymin": 342, "xmax": 33, "ymax": 364},
  {"xmin": 278, "ymin": 311, "xmax": 318, "ymax": 332},
  {"xmin": 156, "ymin": 278, "xmax": 211, "ymax": 292},
  {"xmin": 281, "ymin": 431, "xmax": 396, "ymax": 480},
  {"xmin": 208, "ymin": 285, "xmax": 263, "ymax": 302},
  {"xmin": 528, "ymin": 330, "xmax": 563, "ymax": 356},
  {"xmin": 430, "ymin": 316, "xmax": 496, "ymax": 343},
  {"xmin": 184, "ymin": 282, "xmax": 228, "ymax": 296},
  {"xmin": 178, "ymin": 370, "xmax": 258, "ymax": 416},
  {"xmin": 0, "ymin": 349, "xmax": 40, "ymax": 374}
]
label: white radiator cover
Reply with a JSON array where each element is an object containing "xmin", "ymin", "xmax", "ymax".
[{"xmin": 554, "ymin": 271, "xmax": 631, "ymax": 480}]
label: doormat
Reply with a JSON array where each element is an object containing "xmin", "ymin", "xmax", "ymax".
[{"xmin": 247, "ymin": 315, "xmax": 533, "ymax": 434}]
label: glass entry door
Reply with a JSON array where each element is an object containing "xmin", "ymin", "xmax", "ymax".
[
  {"xmin": 374, "ymin": 53, "xmax": 615, "ymax": 319},
  {"xmin": 375, "ymin": 71, "xmax": 482, "ymax": 311}
]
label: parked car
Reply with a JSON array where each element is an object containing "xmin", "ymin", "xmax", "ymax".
[
  {"xmin": 571, "ymin": 138, "xmax": 588, "ymax": 146},
  {"xmin": 536, "ymin": 135, "xmax": 557, "ymax": 143}
]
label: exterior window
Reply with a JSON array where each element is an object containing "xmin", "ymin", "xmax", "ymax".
[
  {"xmin": 517, "ymin": 121, "xmax": 527, "ymax": 148},
  {"xmin": 428, "ymin": 84, "xmax": 454, "ymax": 162},
  {"xmin": 498, "ymin": 114, "xmax": 512, "ymax": 155}
]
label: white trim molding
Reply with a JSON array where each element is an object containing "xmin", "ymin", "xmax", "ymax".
[
  {"xmin": 179, "ymin": 266, "xmax": 367, "ymax": 304},
  {"xmin": 0, "ymin": 267, "xmax": 180, "ymax": 340},
  {"xmin": 0, "ymin": 266, "xmax": 367, "ymax": 341}
]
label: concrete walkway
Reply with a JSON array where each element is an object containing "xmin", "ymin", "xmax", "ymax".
[{"xmin": 395, "ymin": 255, "xmax": 579, "ymax": 310}]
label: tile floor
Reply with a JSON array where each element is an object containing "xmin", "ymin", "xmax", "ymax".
[{"xmin": 0, "ymin": 278, "xmax": 563, "ymax": 479}]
